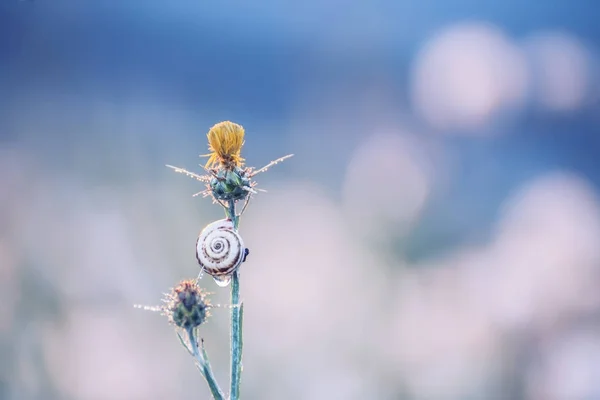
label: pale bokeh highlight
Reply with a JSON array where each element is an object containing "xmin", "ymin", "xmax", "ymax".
[{"xmin": 411, "ymin": 22, "xmax": 528, "ymax": 132}]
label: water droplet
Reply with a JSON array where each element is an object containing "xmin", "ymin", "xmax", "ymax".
[
  {"xmin": 134, "ymin": 304, "xmax": 163, "ymax": 312},
  {"xmin": 213, "ymin": 275, "xmax": 231, "ymax": 287}
]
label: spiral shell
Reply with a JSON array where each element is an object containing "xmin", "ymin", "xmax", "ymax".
[{"xmin": 196, "ymin": 219, "xmax": 246, "ymax": 277}]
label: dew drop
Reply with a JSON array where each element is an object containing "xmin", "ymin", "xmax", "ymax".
[
  {"xmin": 213, "ymin": 275, "xmax": 231, "ymax": 287},
  {"xmin": 134, "ymin": 304, "xmax": 163, "ymax": 312}
]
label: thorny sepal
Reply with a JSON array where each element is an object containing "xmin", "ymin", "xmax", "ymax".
[{"xmin": 210, "ymin": 167, "xmax": 253, "ymax": 202}]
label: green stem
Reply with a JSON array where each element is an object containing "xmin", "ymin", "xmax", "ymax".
[
  {"xmin": 230, "ymin": 271, "xmax": 243, "ymax": 400},
  {"xmin": 227, "ymin": 200, "xmax": 239, "ymax": 229},
  {"xmin": 186, "ymin": 327, "xmax": 226, "ymax": 400},
  {"xmin": 226, "ymin": 200, "xmax": 243, "ymax": 400}
]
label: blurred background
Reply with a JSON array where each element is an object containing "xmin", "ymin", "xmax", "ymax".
[{"xmin": 2, "ymin": 0, "xmax": 600, "ymax": 399}]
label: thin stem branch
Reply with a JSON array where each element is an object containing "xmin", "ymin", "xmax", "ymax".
[
  {"xmin": 186, "ymin": 327, "xmax": 226, "ymax": 400},
  {"xmin": 226, "ymin": 200, "xmax": 243, "ymax": 400}
]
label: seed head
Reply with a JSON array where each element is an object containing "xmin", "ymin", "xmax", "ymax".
[
  {"xmin": 164, "ymin": 280, "xmax": 210, "ymax": 329},
  {"xmin": 205, "ymin": 121, "xmax": 245, "ymax": 170}
]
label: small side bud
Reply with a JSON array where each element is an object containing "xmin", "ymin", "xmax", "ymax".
[{"xmin": 164, "ymin": 280, "xmax": 210, "ymax": 329}]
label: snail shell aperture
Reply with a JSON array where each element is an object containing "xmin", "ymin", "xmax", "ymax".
[{"xmin": 196, "ymin": 219, "xmax": 247, "ymax": 277}]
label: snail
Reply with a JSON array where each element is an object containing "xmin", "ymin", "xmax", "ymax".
[{"xmin": 196, "ymin": 219, "xmax": 249, "ymax": 277}]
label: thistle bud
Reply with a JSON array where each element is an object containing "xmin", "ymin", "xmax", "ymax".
[
  {"xmin": 164, "ymin": 280, "xmax": 210, "ymax": 329},
  {"xmin": 210, "ymin": 167, "xmax": 252, "ymax": 201}
]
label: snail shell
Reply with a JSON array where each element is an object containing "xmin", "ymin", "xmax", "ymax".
[{"xmin": 196, "ymin": 219, "xmax": 246, "ymax": 277}]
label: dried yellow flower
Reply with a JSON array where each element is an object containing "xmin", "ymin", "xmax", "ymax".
[{"xmin": 204, "ymin": 121, "xmax": 245, "ymax": 169}]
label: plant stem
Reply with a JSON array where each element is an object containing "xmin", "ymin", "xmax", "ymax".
[
  {"xmin": 186, "ymin": 327, "xmax": 226, "ymax": 400},
  {"xmin": 226, "ymin": 200, "xmax": 243, "ymax": 400},
  {"xmin": 227, "ymin": 200, "xmax": 239, "ymax": 229},
  {"xmin": 230, "ymin": 271, "xmax": 243, "ymax": 400}
]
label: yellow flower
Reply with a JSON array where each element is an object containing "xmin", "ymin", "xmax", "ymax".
[{"xmin": 204, "ymin": 121, "xmax": 245, "ymax": 169}]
